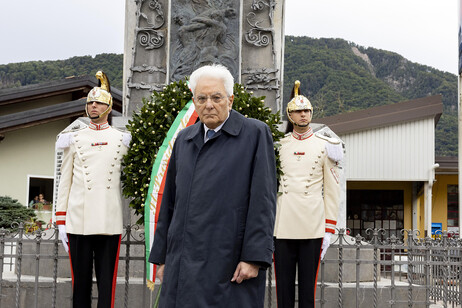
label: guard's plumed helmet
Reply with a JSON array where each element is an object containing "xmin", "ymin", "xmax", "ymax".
[
  {"xmin": 286, "ymin": 80, "xmax": 312, "ymax": 124},
  {"xmin": 86, "ymin": 71, "xmax": 113, "ymax": 119}
]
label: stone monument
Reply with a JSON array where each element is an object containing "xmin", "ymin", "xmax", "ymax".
[{"xmin": 123, "ymin": 0, "xmax": 285, "ymax": 115}]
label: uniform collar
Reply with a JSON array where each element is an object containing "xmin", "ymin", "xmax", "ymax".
[
  {"xmin": 89, "ymin": 121, "xmax": 110, "ymax": 130},
  {"xmin": 291, "ymin": 127, "xmax": 313, "ymax": 140}
]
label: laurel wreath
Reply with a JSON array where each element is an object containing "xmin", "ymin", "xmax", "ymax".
[{"xmin": 121, "ymin": 79, "xmax": 284, "ymax": 224}]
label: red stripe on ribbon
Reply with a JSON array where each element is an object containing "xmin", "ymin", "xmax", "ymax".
[{"xmin": 150, "ymin": 110, "xmax": 198, "ymax": 282}]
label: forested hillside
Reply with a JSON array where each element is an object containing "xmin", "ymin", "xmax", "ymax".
[
  {"xmin": 283, "ymin": 36, "xmax": 457, "ymax": 156},
  {"xmin": 0, "ymin": 54, "xmax": 123, "ymax": 89},
  {"xmin": 0, "ymin": 37, "xmax": 457, "ymax": 156}
]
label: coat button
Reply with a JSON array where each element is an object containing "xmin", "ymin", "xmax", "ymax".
[
  {"xmin": 88, "ymin": 187, "xmax": 91, "ymax": 190},
  {"xmin": 78, "ymin": 146, "xmax": 82, "ymax": 149},
  {"xmin": 283, "ymin": 177, "xmax": 287, "ymax": 181},
  {"xmin": 108, "ymin": 178, "xmax": 111, "ymax": 181},
  {"xmin": 318, "ymin": 155, "xmax": 321, "ymax": 158},
  {"xmin": 111, "ymin": 163, "xmax": 115, "ymax": 167},
  {"xmin": 80, "ymin": 152, "xmax": 83, "ymax": 155},
  {"xmin": 304, "ymin": 191, "xmax": 308, "ymax": 195},
  {"xmin": 86, "ymin": 179, "xmax": 91, "ymax": 182},
  {"xmin": 107, "ymin": 186, "xmax": 111, "ymax": 189},
  {"xmin": 84, "ymin": 165, "xmax": 88, "ymax": 168},
  {"xmin": 315, "ymin": 160, "xmax": 318, "ymax": 164},
  {"xmin": 321, "ymin": 150, "xmax": 325, "ymax": 154},
  {"xmin": 306, "ymin": 185, "xmax": 309, "ymax": 188},
  {"xmin": 114, "ymin": 157, "xmax": 117, "ymax": 160},
  {"xmin": 312, "ymin": 166, "xmax": 315, "ymax": 169},
  {"xmin": 284, "ymin": 191, "xmax": 288, "ymax": 194},
  {"xmin": 118, "ymin": 145, "xmax": 121, "ymax": 147},
  {"xmin": 85, "ymin": 172, "xmax": 89, "ymax": 175},
  {"xmin": 109, "ymin": 171, "xmax": 113, "ymax": 174},
  {"xmin": 310, "ymin": 173, "xmax": 313, "ymax": 176}
]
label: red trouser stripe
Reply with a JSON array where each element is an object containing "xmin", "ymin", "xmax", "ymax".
[{"xmin": 111, "ymin": 235, "xmax": 122, "ymax": 308}]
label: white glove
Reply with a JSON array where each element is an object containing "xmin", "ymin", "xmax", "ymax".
[
  {"xmin": 320, "ymin": 232, "xmax": 332, "ymax": 260},
  {"xmin": 58, "ymin": 225, "xmax": 69, "ymax": 253}
]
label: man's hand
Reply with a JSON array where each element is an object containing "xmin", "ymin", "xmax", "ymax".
[
  {"xmin": 156, "ymin": 264, "xmax": 165, "ymax": 283},
  {"xmin": 231, "ymin": 261, "xmax": 259, "ymax": 284},
  {"xmin": 58, "ymin": 225, "xmax": 69, "ymax": 253}
]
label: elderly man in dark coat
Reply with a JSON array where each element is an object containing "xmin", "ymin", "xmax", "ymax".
[{"xmin": 149, "ymin": 64, "xmax": 277, "ymax": 307}]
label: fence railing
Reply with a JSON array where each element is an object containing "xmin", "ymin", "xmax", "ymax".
[{"xmin": 0, "ymin": 224, "xmax": 461, "ymax": 308}]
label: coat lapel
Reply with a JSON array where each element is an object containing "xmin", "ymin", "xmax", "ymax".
[
  {"xmin": 185, "ymin": 121, "xmax": 204, "ymax": 149},
  {"xmin": 221, "ymin": 110, "xmax": 243, "ymax": 138}
]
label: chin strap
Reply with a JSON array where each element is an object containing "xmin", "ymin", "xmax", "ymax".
[
  {"xmin": 288, "ymin": 114, "xmax": 310, "ymax": 127},
  {"xmin": 85, "ymin": 103, "xmax": 111, "ymax": 120}
]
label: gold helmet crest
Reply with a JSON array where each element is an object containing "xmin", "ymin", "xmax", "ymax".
[
  {"xmin": 286, "ymin": 80, "xmax": 312, "ymax": 124},
  {"xmin": 286, "ymin": 80, "xmax": 312, "ymax": 113},
  {"xmin": 86, "ymin": 71, "xmax": 113, "ymax": 119}
]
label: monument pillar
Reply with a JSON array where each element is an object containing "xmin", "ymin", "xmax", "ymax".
[{"xmin": 123, "ymin": 0, "xmax": 285, "ymax": 115}]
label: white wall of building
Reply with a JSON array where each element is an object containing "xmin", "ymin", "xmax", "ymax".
[
  {"xmin": 342, "ymin": 117, "xmax": 435, "ymax": 181},
  {"xmin": 0, "ymin": 120, "xmax": 69, "ymax": 206}
]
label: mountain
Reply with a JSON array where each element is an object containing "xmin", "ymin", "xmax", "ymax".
[
  {"xmin": 0, "ymin": 37, "xmax": 457, "ymax": 156},
  {"xmin": 0, "ymin": 54, "xmax": 124, "ymax": 90},
  {"xmin": 283, "ymin": 36, "xmax": 457, "ymax": 156}
]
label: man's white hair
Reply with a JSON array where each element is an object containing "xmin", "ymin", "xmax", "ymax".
[{"xmin": 189, "ymin": 64, "xmax": 234, "ymax": 97}]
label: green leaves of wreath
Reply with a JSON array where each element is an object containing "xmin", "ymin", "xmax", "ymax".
[{"xmin": 121, "ymin": 78, "xmax": 284, "ymax": 224}]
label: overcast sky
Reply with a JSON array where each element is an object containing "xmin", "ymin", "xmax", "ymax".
[{"xmin": 0, "ymin": 0, "xmax": 458, "ymax": 74}]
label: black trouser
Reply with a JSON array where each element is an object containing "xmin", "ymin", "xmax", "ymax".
[
  {"xmin": 68, "ymin": 234, "xmax": 121, "ymax": 308},
  {"xmin": 274, "ymin": 238, "xmax": 323, "ymax": 308}
]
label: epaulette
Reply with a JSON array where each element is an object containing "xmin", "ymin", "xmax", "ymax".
[
  {"xmin": 113, "ymin": 128, "xmax": 132, "ymax": 147},
  {"xmin": 55, "ymin": 126, "xmax": 86, "ymax": 150},
  {"xmin": 113, "ymin": 126, "xmax": 129, "ymax": 133},
  {"xmin": 315, "ymin": 132, "xmax": 341, "ymax": 144},
  {"xmin": 315, "ymin": 132, "xmax": 343, "ymax": 162}
]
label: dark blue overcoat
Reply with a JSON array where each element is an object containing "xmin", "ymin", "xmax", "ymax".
[{"xmin": 149, "ymin": 110, "xmax": 277, "ymax": 307}]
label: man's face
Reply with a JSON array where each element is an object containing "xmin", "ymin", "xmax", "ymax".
[
  {"xmin": 289, "ymin": 109, "xmax": 312, "ymax": 127},
  {"xmin": 86, "ymin": 101, "xmax": 110, "ymax": 122},
  {"xmin": 193, "ymin": 76, "xmax": 233, "ymax": 129}
]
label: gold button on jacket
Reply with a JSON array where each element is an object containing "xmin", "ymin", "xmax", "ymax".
[
  {"xmin": 56, "ymin": 126, "xmax": 129, "ymax": 235},
  {"xmin": 274, "ymin": 133, "xmax": 340, "ymax": 239}
]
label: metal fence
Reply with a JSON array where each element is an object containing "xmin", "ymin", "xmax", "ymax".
[{"xmin": 0, "ymin": 224, "xmax": 461, "ymax": 308}]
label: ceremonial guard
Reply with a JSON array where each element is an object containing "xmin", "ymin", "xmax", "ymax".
[
  {"xmin": 273, "ymin": 81, "xmax": 342, "ymax": 308},
  {"xmin": 55, "ymin": 71, "xmax": 130, "ymax": 308}
]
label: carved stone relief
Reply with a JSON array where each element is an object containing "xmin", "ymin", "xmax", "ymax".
[
  {"xmin": 137, "ymin": 0, "xmax": 165, "ymax": 50},
  {"xmin": 242, "ymin": 68, "xmax": 279, "ymax": 91},
  {"xmin": 125, "ymin": 0, "xmax": 284, "ymax": 114},
  {"xmin": 169, "ymin": 0, "xmax": 240, "ymax": 81}
]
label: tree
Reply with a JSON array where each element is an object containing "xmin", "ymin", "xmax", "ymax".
[{"xmin": 0, "ymin": 196, "xmax": 36, "ymax": 230}]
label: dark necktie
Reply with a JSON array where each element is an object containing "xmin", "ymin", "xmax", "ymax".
[{"xmin": 207, "ymin": 129, "xmax": 216, "ymax": 140}]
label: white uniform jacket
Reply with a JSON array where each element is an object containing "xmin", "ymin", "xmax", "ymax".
[
  {"xmin": 274, "ymin": 128, "xmax": 340, "ymax": 239},
  {"xmin": 55, "ymin": 122, "xmax": 130, "ymax": 235}
]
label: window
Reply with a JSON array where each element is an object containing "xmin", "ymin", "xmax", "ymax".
[
  {"xmin": 347, "ymin": 190, "xmax": 404, "ymax": 240},
  {"xmin": 447, "ymin": 185, "xmax": 459, "ymax": 229},
  {"xmin": 27, "ymin": 176, "xmax": 54, "ymax": 209}
]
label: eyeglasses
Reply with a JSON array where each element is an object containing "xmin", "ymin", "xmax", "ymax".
[{"xmin": 194, "ymin": 94, "xmax": 228, "ymax": 105}]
